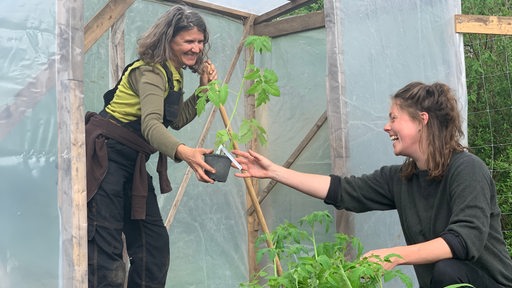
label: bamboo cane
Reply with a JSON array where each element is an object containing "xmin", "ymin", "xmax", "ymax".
[
  {"xmin": 208, "ymin": 15, "xmax": 282, "ymax": 276},
  {"xmin": 217, "ymin": 104, "xmax": 283, "ymax": 276}
]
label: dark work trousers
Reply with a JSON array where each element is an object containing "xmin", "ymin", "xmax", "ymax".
[
  {"xmin": 88, "ymin": 139, "xmax": 170, "ymax": 288},
  {"xmin": 430, "ymin": 259, "xmax": 504, "ymax": 288}
]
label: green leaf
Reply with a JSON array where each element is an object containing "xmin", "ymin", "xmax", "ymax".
[
  {"xmin": 235, "ymin": 119, "xmax": 268, "ymax": 146},
  {"xmin": 255, "ymin": 90, "xmax": 270, "ymax": 107},
  {"xmin": 316, "ymin": 254, "xmax": 331, "ymax": 269},
  {"xmin": 215, "ymin": 129, "xmax": 230, "ymax": 147},
  {"xmin": 244, "ymin": 35, "xmax": 272, "ymax": 54},
  {"xmin": 266, "ymin": 82, "xmax": 281, "ymax": 97},
  {"xmin": 246, "ymin": 81, "xmax": 262, "ymax": 95},
  {"xmin": 204, "ymin": 81, "xmax": 229, "ymax": 107},
  {"xmin": 385, "ymin": 270, "xmax": 413, "ymax": 288},
  {"xmin": 383, "ymin": 253, "xmax": 403, "ymax": 264},
  {"xmin": 244, "ymin": 65, "xmax": 261, "ymax": 80},
  {"xmin": 263, "ymin": 68, "xmax": 278, "ymax": 83},
  {"xmin": 217, "ymin": 83, "xmax": 229, "ymax": 105},
  {"xmin": 195, "ymin": 94, "xmax": 207, "ymax": 116}
]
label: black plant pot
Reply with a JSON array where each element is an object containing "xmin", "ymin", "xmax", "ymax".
[{"xmin": 204, "ymin": 154, "xmax": 232, "ymax": 182}]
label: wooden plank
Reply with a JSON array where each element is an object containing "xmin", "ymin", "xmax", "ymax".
[
  {"xmin": 162, "ymin": 0, "xmax": 252, "ymax": 20},
  {"xmin": 255, "ymin": 0, "xmax": 318, "ymax": 24},
  {"xmin": 84, "ymin": 0, "xmax": 135, "ymax": 51},
  {"xmin": 56, "ymin": 0, "xmax": 87, "ymax": 287},
  {"xmin": 254, "ymin": 10, "xmax": 325, "ymax": 37},
  {"xmin": 455, "ymin": 14, "xmax": 512, "ymax": 35}
]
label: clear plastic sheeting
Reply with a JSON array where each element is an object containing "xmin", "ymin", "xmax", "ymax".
[
  {"xmin": 325, "ymin": 0, "xmax": 465, "ymax": 287},
  {"xmin": 193, "ymin": 0, "xmax": 289, "ymax": 15},
  {"xmin": 259, "ymin": 29, "xmax": 332, "ymax": 229},
  {"xmin": 0, "ymin": 0, "xmax": 59, "ymax": 287}
]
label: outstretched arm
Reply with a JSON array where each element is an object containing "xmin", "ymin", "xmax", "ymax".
[
  {"xmin": 232, "ymin": 149, "xmax": 331, "ymax": 200},
  {"xmin": 363, "ymin": 237, "xmax": 453, "ymax": 270}
]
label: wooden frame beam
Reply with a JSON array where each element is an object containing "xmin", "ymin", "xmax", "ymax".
[
  {"xmin": 84, "ymin": 0, "xmax": 135, "ymax": 51},
  {"xmin": 455, "ymin": 14, "xmax": 512, "ymax": 35},
  {"xmin": 161, "ymin": 0, "xmax": 252, "ymax": 20},
  {"xmin": 254, "ymin": 10, "xmax": 324, "ymax": 38},
  {"xmin": 255, "ymin": 0, "xmax": 319, "ymax": 24}
]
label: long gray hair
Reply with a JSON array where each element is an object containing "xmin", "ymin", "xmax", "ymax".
[{"xmin": 137, "ymin": 5, "xmax": 210, "ymax": 73}]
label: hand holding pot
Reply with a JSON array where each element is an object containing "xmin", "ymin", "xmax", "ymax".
[{"xmin": 176, "ymin": 144, "xmax": 215, "ymax": 183}]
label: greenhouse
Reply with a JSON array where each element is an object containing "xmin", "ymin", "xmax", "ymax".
[{"xmin": 4, "ymin": 0, "xmax": 507, "ymax": 287}]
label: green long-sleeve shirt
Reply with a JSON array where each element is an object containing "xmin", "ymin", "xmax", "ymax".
[
  {"xmin": 325, "ymin": 151, "xmax": 512, "ymax": 287},
  {"xmin": 105, "ymin": 60, "xmax": 199, "ymax": 160}
]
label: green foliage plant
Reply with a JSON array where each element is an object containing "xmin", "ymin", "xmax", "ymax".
[
  {"xmin": 240, "ymin": 211, "xmax": 413, "ymax": 288},
  {"xmin": 195, "ymin": 35, "xmax": 280, "ymax": 151},
  {"xmin": 462, "ymin": 0, "xmax": 512, "ymax": 257}
]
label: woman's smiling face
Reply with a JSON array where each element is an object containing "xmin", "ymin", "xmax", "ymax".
[
  {"xmin": 170, "ymin": 27, "xmax": 204, "ymax": 68},
  {"xmin": 384, "ymin": 102, "xmax": 427, "ymax": 167}
]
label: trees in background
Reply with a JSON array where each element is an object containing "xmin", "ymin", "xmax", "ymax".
[{"xmin": 462, "ymin": 0, "xmax": 512, "ymax": 254}]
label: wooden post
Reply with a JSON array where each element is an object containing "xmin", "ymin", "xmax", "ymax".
[
  {"xmin": 243, "ymin": 33, "xmax": 259, "ymax": 278},
  {"xmin": 324, "ymin": 0, "xmax": 355, "ymax": 242},
  {"xmin": 56, "ymin": 0, "xmax": 87, "ymax": 286}
]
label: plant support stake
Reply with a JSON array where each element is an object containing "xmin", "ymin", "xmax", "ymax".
[{"xmin": 218, "ymin": 104, "xmax": 283, "ymax": 276}]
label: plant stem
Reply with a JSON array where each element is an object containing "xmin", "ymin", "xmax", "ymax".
[
  {"xmin": 311, "ymin": 227, "xmax": 318, "ymax": 259},
  {"xmin": 340, "ymin": 268, "xmax": 352, "ymax": 288},
  {"xmin": 227, "ymin": 78, "xmax": 244, "ymax": 132}
]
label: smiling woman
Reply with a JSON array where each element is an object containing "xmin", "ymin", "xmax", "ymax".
[
  {"xmin": 170, "ymin": 28, "xmax": 206, "ymax": 67},
  {"xmin": 84, "ymin": 5, "xmax": 219, "ymax": 288},
  {"xmin": 233, "ymin": 82, "xmax": 512, "ymax": 288},
  {"xmin": 384, "ymin": 102, "xmax": 428, "ymax": 168}
]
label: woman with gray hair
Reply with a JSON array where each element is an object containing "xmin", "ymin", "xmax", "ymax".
[{"xmin": 85, "ymin": 5, "xmax": 217, "ymax": 287}]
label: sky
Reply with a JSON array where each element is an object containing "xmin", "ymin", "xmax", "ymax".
[{"xmin": 203, "ymin": 0, "xmax": 289, "ymax": 14}]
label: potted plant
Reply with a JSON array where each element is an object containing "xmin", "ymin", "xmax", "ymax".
[
  {"xmin": 240, "ymin": 210, "xmax": 413, "ymax": 288},
  {"xmin": 195, "ymin": 35, "xmax": 280, "ymax": 182}
]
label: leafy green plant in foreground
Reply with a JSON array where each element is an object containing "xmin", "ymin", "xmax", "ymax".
[
  {"xmin": 195, "ymin": 35, "xmax": 280, "ymax": 150},
  {"xmin": 240, "ymin": 211, "xmax": 412, "ymax": 288}
]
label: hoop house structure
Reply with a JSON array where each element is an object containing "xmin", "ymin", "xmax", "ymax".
[{"xmin": 0, "ymin": 0, "xmax": 465, "ymax": 287}]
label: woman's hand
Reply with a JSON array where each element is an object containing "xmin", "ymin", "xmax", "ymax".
[
  {"xmin": 231, "ymin": 149, "xmax": 275, "ymax": 179},
  {"xmin": 361, "ymin": 238, "xmax": 453, "ymax": 270},
  {"xmin": 362, "ymin": 247, "xmax": 405, "ymax": 270},
  {"xmin": 233, "ymin": 149, "xmax": 331, "ymax": 199},
  {"xmin": 176, "ymin": 144, "xmax": 215, "ymax": 183},
  {"xmin": 200, "ymin": 60, "xmax": 217, "ymax": 86}
]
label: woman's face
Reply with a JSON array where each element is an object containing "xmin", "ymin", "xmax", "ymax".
[
  {"xmin": 170, "ymin": 27, "xmax": 204, "ymax": 68},
  {"xmin": 384, "ymin": 102, "xmax": 426, "ymax": 165}
]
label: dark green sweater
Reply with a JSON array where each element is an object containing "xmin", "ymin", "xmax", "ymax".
[{"xmin": 325, "ymin": 151, "xmax": 512, "ymax": 287}]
